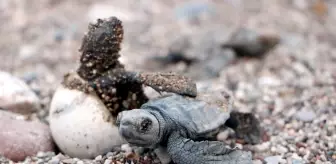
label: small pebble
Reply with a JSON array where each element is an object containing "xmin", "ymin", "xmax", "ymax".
[
  {"xmin": 295, "ymin": 109, "xmax": 316, "ymax": 122},
  {"xmin": 253, "ymin": 142, "xmax": 270, "ymax": 152},
  {"xmin": 0, "ymin": 71, "xmax": 40, "ymax": 114},
  {"xmin": 258, "ymin": 76, "xmax": 281, "ymax": 87},
  {"xmin": 62, "ymin": 158, "xmax": 75, "ymax": 164},
  {"xmin": 77, "ymin": 161, "xmax": 84, "ymax": 164},
  {"xmin": 271, "ymin": 146, "xmax": 277, "ymax": 153},
  {"xmin": 235, "ymin": 143, "xmax": 243, "ymax": 149},
  {"xmin": 95, "ymin": 155, "xmax": 102, "ymax": 161},
  {"xmin": 253, "ymin": 160, "xmax": 263, "ymax": 164},
  {"xmin": 121, "ymin": 144, "xmax": 133, "ymax": 153},
  {"xmin": 0, "ymin": 110, "xmax": 55, "ymax": 162},
  {"xmin": 264, "ymin": 156, "xmax": 284, "ymax": 164},
  {"xmin": 19, "ymin": 44, "xmax": 37, "ymax": 59},
  {"xmin": 276, "ymin": 145, "xmax": 289, "ymax": 154},
  {"xmin": 36, "ymin": 152, "xmax": 46, "ymax": 158},
  {"xmin": 216, "ymin": 130, "xmax": 230, "ymax": 141},
  {"xmin": 292, "ymin": 159, "xmax": 304, "ymax": 164},
  {"xmin": 36, "ymin": 159, "xmax": 44, "ymax": 164},
  {"xmin": 104, "ymin": 159, "xmax": 112, "ymax": 164},
  {"xmin": 328, "ymin": 142, "xmax": 334, "ymax": 149},
  {"xmin": 49, "ymin": 157, "xmax": 60, "ymax": 164},
  {"xmin": 105, "ymin": 152, "xmax": 115, "ymax": 158}
]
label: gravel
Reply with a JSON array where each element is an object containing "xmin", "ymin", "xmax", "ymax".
[{"xmin": 0, "ymin": 0, "xmax": 335, "ymax": 163}]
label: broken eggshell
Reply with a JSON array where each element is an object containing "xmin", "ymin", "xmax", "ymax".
[{"xmin": 49, "ymin": 77, "xmax": 125, "ymax": 159}]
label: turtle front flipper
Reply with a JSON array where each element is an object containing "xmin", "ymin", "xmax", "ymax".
[
  {"xmin": 154, "ymin": 146, "xmax": 173, "ymax": 164},
  {"xmin": 128, "ymin": 71, "xmax": 197, "ymax": 97},
  {"xmin": 167, "ymin": 132, "xmax": 252, "ymax": 164},
  {"xmin": 227, "ymin": 111, "xmax": 263, "ymax": 145}
]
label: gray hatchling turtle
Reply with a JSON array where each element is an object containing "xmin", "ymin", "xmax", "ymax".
[{"xmin": 116, "ymin": 92, "xmax": 262, "ymax": 164}]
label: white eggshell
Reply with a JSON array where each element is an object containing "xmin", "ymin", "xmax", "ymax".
[{"xmin": 49, "ymin": 85, "xmax": 125, "ymax": 159}]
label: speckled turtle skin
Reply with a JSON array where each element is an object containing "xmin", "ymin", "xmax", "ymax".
[{"xmin": 117, "ymin": 93, "xmax": 261, "ymax": 164}]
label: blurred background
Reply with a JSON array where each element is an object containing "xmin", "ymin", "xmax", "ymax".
[
  {"xmin": 0, "ymin": 0, "xmax": 335, "ymax": 163},
  {"xmin": 1, "ymin": 0, "xmax": 335, "ymax": 88}
]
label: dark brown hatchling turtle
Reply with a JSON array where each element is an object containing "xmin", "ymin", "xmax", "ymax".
[
  {"xmin": 116, "ymin": 91, "xmax": 262, "ymax": 164},
  {"xmin": 63, "ymin": 16, "xmax": 197, "ymax": 116}
]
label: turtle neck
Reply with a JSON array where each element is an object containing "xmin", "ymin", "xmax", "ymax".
[{"xmin": 149, "ymin": 109, "xmax": 173, "ymax": 147}]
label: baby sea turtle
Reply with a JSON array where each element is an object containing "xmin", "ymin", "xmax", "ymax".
[
  {"xmin": 116, "ymin": 92, "xmax": 262, "ymax": 164},
  {"xmin": 64, "ymin": 16, "xmax": 197, "ymax": 116}
]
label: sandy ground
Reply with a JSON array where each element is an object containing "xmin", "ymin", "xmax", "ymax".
[{"xmin": 0, "ymin": 0, "xmax": 335, "ymax": 163}]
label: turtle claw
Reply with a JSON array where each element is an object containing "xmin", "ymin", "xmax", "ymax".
[
  {"xmin": 131, "ymin": 72, "xmax": 197, "ymax": 97},
  {"xmin": 229, "ymin": 111, "xmax": 262, "ymax": 145}
]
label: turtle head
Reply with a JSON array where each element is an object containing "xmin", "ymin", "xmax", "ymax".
[{"xmin": 116, "ymin": 109, "xmax": 161, "ymax": 148}]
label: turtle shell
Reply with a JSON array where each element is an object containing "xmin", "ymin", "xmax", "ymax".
[{"xmin": 141, "ymin": 91, "xmax": 233, "ymax": 139}]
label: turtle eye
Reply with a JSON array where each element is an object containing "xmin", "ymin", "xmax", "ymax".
[{"xmin": 139, "ymin": 118, "xmax": 152, "ymax": 133}]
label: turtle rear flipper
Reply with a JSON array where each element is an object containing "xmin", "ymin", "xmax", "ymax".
[
  {"xmin": 167, "ymin": 132, "xmax": 252, "ymax": 164},
  {"xmin": 228, "ymin": 111, "xmax": 262, "ymax": 145},
  {"xmin": 195, "ymin": 90, "xmax": 262, "ymax": 144}
]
